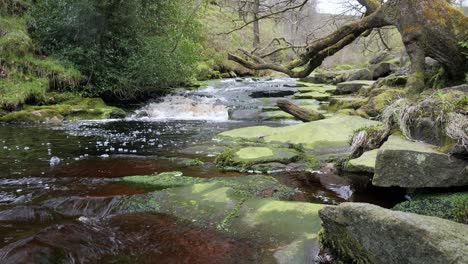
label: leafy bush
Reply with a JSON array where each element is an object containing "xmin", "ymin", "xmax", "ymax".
[{"xmin": 30, "ymin": 0, "xmax": 203, "ymax": 99}]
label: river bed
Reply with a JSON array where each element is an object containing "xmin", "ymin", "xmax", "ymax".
[{"xmin": 0, "ymin": 78, "xmax": 404, "ymax": 263}]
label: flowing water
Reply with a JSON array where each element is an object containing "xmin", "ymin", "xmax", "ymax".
[{"xmin": 0, "ymin": 78, "xmax": 404, "ymax": 263}]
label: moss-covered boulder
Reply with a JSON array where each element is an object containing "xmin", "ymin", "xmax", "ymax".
[
  {"xmin": 393, "ymin": 192, "xmax": 468, "ymax": 224},
  {"xmin": 359, "ymin": 87, "xmax": 403, "ymax": 116},
  {"xmin": 328, "ymin": 96, "xmax": 369, "ymax": 111},
  {"xmin": 0, "ymin": 109, "xmax": 63, "ymax": 124},
  {"xmin": 0, "ymin": 97, "xmax": 126, "ymax": 123},
  {"xmin": 216, "ymin": 115, "xmax": 380, "ymax": 151},
  {"xmin": 215, "ymin": 147, "xmax": 300, "ymax": 170},
  {"xmin": 319, "ymin": 203, "xmax": 468, "ymax": 264},
  {"xmin": 336, "ymin": 80, "xmax": 375, "ymax": 95},
  {"xmin": 373, "ymin": 137, "xmax": 468, "ymax": 188}
]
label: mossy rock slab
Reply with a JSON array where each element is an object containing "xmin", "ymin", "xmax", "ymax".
[
  {"xmin": 346, "ymin": 135, "xmax": 435, "ymax": 173},
  {"xmin": 120, "ymin": 171, "xmax": 204, "ymax": 189},
  {"xmin": 261, "ymin": 111, "xmax": 296, "ymax": 121},
  {"xmin": 393, "ymin": 192, "xmax": 468, "ymax": 224},
  {"xmin": 373, "ymin": 136, "xmax": 468, "ymax": 188},
  {"xmin": 293, "ymin": 91, "xmax": 331, "ymax": 101},
  {"xmin": 346, "ymin": 149, "xmax": 380, "ymax": 173},
  {"xmin": 217, "ymin": 115, "xmax": 380, "ymax": 151},
  {"xmin": 216, "ymin": 147, "xmax": 300, "ymax": 169}
]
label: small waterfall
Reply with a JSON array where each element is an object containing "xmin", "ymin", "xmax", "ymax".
[{"xmin": 134, "ymin": 95, "xmax": 229, "ymax": 121}]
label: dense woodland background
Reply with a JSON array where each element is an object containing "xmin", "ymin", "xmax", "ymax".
[{"xmin": 0, "ymin": 0, "xmax": 467, "ymax": 107}]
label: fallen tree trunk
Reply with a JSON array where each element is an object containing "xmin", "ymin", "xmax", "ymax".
[{"xmin": 277, "ymin": 99, "xmax": 324, "ymax": 122}]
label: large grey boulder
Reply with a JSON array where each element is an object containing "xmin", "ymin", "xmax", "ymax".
[
  {"xmin": 319, "ymin": 202, "xmax": 468, "ymax": 264},
  {"xmin": 346, "ymin": 68, "xmax": 373, "ymax": 81},
  {"xmin": 370, "ymin": 62, "xmax": 395, "ymax": 79},
  {"xmin": 373, "ymin": 138, "xmax": 468, "ymax": 188},
  {"xmin": 336, "ymin": 80, "xmax": 375, "ymax": 94}
]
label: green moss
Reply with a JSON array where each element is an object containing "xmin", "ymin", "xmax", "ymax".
[
  {"xmin": 0, "ymin": 108, "xmax": 63, "ymax": 123},
  {"xmin": 393, "ymin": 192, "xmax": 468, "ymax": 224},
  {"xmin": 180, "ymin": 158, "xmax": 204, "ymax": 167},
  {"xmin": 215, "ymin": 147, "xmax": 300, "ymax": 171},
  {"xmin": 319, "ymin": 226, "xmax": 375, "ymax": 264},
  {"xmin": 120, "ymin": 172, "xmax": 205, "ymax": 189}
]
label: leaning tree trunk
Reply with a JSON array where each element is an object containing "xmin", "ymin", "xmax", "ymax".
[{"xmin": 228, "ymin": 0, "xmax": 468, "ymax": 94}]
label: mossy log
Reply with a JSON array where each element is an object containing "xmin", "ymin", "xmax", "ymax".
[
  {"xmin": 276, "ymin": 99, "xmax": 324, "ymax": 122},
  {"xmin": 229, "ymin": 0, "xmax": 468, "ymax": 93}
]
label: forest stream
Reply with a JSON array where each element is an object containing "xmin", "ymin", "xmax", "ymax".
[{"xmin": 0, "ymin": 78, "xmax": 406, "ymax": 263}]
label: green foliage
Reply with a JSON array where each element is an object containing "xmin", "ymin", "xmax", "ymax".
[
  {"xmin": 0, "ymin": 15, "xmax": 82, "ymax": 110},
  {"xmin": 393, "ymin": 192, "xmax": 468, "ymax": 224},
  {"xmin": 30, "ymin": 0, "xmax": 203, "ymax": 98}
]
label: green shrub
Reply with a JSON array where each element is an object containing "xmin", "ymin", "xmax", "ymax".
[
  {"xmin": 30, "ymin": 0, "xmax": 203, "ymax": 99},
  {"xmin": 394, "ymin": 192, "xmax": 468, "ymax": 224}
]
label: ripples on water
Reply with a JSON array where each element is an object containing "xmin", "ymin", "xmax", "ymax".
[{"xmin": 0, "ymin": 78, "xmax": 404, "ymax": 263}]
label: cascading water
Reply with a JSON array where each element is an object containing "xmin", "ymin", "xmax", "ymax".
[
  {"xmin": 134, "ymin": 95, "xmax": 230, "ymax": 121},
  {"xmin": 132, "ymin": 77, "xmax": 301, "ymax": 122}
]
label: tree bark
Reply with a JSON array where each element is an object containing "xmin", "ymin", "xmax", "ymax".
[
  {"xmin": 253, "ymin": 0, "xmax": 260, "ymax": 48},
  {"xmin": 276, "ymin": 99, "xmax": 324, "ymax": 122},
  {"xmin": 229, "ymin": 0, "xmax": 468, "ymax": 92}
]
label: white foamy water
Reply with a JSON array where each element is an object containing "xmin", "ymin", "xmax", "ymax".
[{"xmin": 134, "ymin": 95, "xmax": 229, "ymax": 121}]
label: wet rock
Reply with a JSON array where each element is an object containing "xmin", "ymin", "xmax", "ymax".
[
  {"xmin": 249, "ymin": 90, "xmax": 296, "ymax": 98},
  {"xmin": 336, "ymin": 80, "xmax": 375, "ymax": 95},
  {"xmin": 216, "ymin": 115, "xmax": 380, "ymax": 151},
  {"xmin": 319, "ymin": 202, "xmax": 468, "ymax": 264},
  {"xmin": 0, "ymin": 206, "xmax": 63, "ymax": 223},
  {"xmin": 393, "ymin": 192, "xmax": 468, "ymax": 224},
  {"xmin": 109, "ymin": 108, "xmax": 126, "ymax": 118},
  {"xmin": 228, "ymin": 109, "xmax": 261, "ymax": 121},
  {"xmin": 120, "ymin": 172, "xmax": 205, "ymax": 189},
  {"xmin": 373, "ymin": 137, "xmax": 468, "ymax": 188},
  {"xmin": 180, "ymin": 145, "xmax": 227, "ymax": 156},
  {"xmin": 293, "ymin": 91, "xmax": 331, "ymax": 101},
  {"xmin": 0, "ymin": 213, "xmax": 263, "ymax": 264}
]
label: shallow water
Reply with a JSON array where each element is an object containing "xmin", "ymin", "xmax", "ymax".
[{"xmin": 0, "ymin": 78, "xmax": 404, "ymax": 263}]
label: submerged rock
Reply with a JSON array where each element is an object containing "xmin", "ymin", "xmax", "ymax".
[
  {"xmin": 319, "ymin": 202, "xmax": 468, "ymax": 264},
  {"xmin": 118, "ymin": 176, "xmax": 324, "ymax": 263}
]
